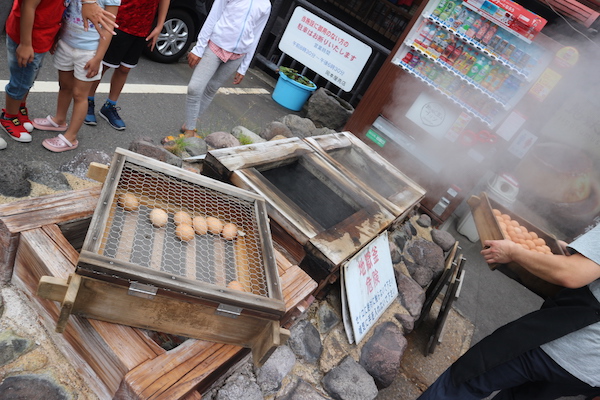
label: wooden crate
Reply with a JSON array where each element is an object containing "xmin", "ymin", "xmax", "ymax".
[
  {"xmin": 468, "ymin": 192, "xmax": 564, "ymax": 297},
  {"xmin": 203, "ymin": 133, "xmax": 424, "ymax": 283},
  {"xmin": 37, "ymin": 149, "xmax": 290, "ymax": 366},
  {"xmin": 1, "ymin": 184, "xmax": 317, "ymax": 399}
]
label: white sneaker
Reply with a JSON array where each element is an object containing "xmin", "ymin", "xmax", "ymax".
[{"xmin": 0, "ymin": 137, "xmax": 7, "ymax": 150}]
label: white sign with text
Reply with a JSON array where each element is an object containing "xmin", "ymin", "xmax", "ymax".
[
  {"xmin": 278, "ymin": 6, "xmax": 372, "ymax": 92},
  {"xmin": 343, "ymin": 232, "xmax": 398, "ymax": 343}
]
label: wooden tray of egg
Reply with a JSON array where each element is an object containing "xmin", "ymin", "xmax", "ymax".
[{"xmin": 468, "ymin": 192, "xmax": 563, "ymax": 297}]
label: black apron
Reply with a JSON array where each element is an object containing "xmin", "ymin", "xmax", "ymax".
[{"xmin": 451, "ymin": 285, "xmax": 600, "ymax": 386}]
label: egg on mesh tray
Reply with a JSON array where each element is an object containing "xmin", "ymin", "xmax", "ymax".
[
  {"xmin": 175, "ymin": 224, "xmax": 195, "ymax": 242},
  {"xmin": 206, "ymin": 216, "xmax": 224, "ymax": 235},
  {"xmin": 192, "ymin": 215, "xmax": 208, "ymax": 235},
  {"xmin": 173, "ymin": 211, "xmax": 192, "ymax": 226},
  {"xmin": 221, "ymin": 223, "xmax": 238, "ymax": 240},
  {"xmin": 118, "ymin": 192, "xmax": 139, "ymax": 211},
  {"xmin": 149, "ymin": 208, "xmax": 168, "ymax": 227}
]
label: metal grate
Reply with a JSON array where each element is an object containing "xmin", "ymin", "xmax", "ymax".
[{"xmin": 98, "ymin": 163, "xmax": 268, "ymax": 297}]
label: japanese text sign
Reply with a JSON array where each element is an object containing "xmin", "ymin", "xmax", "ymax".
[
  {"xmin": 343, "ymin": 232, "xmax": 398, "ymax": 343},
  {"xmin": 279, "ymin": 6, "xmax": 373, "ymax": 92}
]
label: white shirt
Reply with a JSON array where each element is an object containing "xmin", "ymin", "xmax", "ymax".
[{"xmin": 190, "ymin": 0, "xmax": 271, "ymax": 75}]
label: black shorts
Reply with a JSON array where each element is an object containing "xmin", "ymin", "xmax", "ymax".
[{"xmin": 102, "ymin": 28, "xmax": 147, "ymax": 68}]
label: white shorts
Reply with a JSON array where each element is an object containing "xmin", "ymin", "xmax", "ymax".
[{"xmin": 53, "ymin": 40, "xmax": 102, "ymax": 81}]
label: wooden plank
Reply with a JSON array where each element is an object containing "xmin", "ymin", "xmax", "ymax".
[
  {"xmin": 87, "ymin": 162, "xmax": 109, "ymax": 183},
  {"xmin": 13, "ymin": 226, "xmax": 164, "ymax": 398},
  {"xmin": 0, "ymin": 186, "xmax": 101, "ymax": 282}
]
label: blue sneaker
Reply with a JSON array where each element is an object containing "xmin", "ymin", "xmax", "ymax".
[
  {"xmin": 99, "ymin": 101, "xmax": 126, "ymax": 130},
  {"xmin": 84, "ymin": 99, "xmax": 97, "ymax": 126}
]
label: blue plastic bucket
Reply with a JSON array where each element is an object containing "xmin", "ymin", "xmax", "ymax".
[{"xmin": 272, "ymin": 71, "xmax": 317, "ymax": 111}]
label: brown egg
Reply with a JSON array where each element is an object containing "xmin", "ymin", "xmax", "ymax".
[
  {"xmin": 534, "ymin": 238, "xmax": 546, "ymax": 247},
  {"xmin": 510, "ymin": 220, "xmax": 520, "ymax": 227},
  {"xmin": 206, "ymin": 216, "xmax": 224, "ymax": 235},
  {"xmin": 175, "ymin": 224, "xmax": 195, "ymax": 242},
  {"xmin": 501, "ymin": 214, "xmax": 511, "ymax": 221},
  {"xmin": 530, "ymin": 231, "xmax": 539, "ymax": 239},
  {"xmin": 192, "ymin": 216, "xmax": 208, "ymax": 235},
  {"xmin": 149, "ymin": 208, "xmax": 168, "ymax": 227},
  {"xmin": 173, "ymin": 211, "xmax": 192, "ymax": 226},
  {"xmin": 492, "ymin": 209, "xmax": 502, "ymax": 217},
  {"xmin": 524, "ymin": 240, "xmax": 536, "ymax": 250},
  {"xmin": 118, "ymin": 192, "xmax": 139, "ymax": 211},
  {"xmin": 221, "ymin": 223, "xmax": 238, "ymax": 240},
  {"xmin": 227, "ymin": 280, "xmax": 245, "ymax": 291}
]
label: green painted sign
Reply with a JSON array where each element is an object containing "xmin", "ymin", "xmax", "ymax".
[{"xmin": 366, "ymin": 129, "xmax": 386, "ymax": 147}]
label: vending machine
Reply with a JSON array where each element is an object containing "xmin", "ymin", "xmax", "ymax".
[{"xmin": 360, "ymin": 0, "xmax": 573, "ymax": 224}]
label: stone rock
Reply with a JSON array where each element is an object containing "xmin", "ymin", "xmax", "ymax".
[
  {"xmin": 306, "ymin": 88, "xmax": 354, "ymax": 131},
  {"xmin": 231, "ymin": 126, "xmax": 266, "ymax": 144},
  {"xmin": 394, "ymin": 312, "xmax": 415, "ymax": 334},
  {"xmin": 310, "ymin": 127, "xmax": 337, "ymax": 136},
  {"xmin": 0, "ymin": 375, "xmax": 68, "ymax": 400},
  {"xmin": 0, "ymin": 331, "xmax": 35, "ymax": 367},
  {"xmin": 416, "ymin": 214, "xmax": 432, "ymax": 227},
  {"xmin": 288, "ymin": 320, "xmax": 322, "ymax": 364},
  {"xmin": 280, "ymin": 114, "xmax": 316, "ymax": 139},
  {"xmin": 270, "ymin": 134, "xmax": 290, "ymax": 141},
  {"xmin": 183, "ymin": 136, "xmax": 208, "ymax": 157},
  {"xmin": 275, "ymin": 378, "xmax": 330, "ymax": 400},
  {"xmin": 431, "ymin": 229, "xmax": 456, "ymax": 252},
  {"xmin": 317, "ymin": 302, "xmax": 340, "ymax": 335},
  {"xmin": 322, "ymin": 356, "xmax": 378, "ymax": 400},
  {"xmin": 59, "ymin": 149, "xmax": 112, "ymax": 179},
  {"xmin": 319, "ymin": 327, "xmax": 352, "ymax": 373},
  {"xmin": 27, "ymin": 161, "xmax": 71, "ymax": 191},
  {"xmin": 406, "ymin": 238, "xmax": 445, "ymax": 287},
  {"xmin": 404, "ymin": 222, "xmax": 417, "ymax": 237},
  {"xmin": 390, "ymin": 227, "xmax": 409, "ymax": 251},
  {"xmin": 128, "ymin": 137, "xmax": 182, "ymax": 167},
  {"xmin": 359, "ymin": 322, "xmax": 407, "ymax": 389},
  {"xmin": 261, "ymin": 121, "xmax": 294, "ymax": 140},
  {"xmin": 0, "ymin": 160, "xmax": 30, "ymax": 197},
  {"xmin": 389, "ymin": 240, "xmax": 402, "ymax": 264},
  {"xmin": 396, "ymin": 271, "xmax": 425, "ymax": 318},
  {"xmin": 215, "ymin": 371, "xmax": 263, "ymax": 400},
  {"xmin": 205, "ymin": 131, "xmax": 241, "ymax": 149},
  {"xmin": 257, "ymin": 345, "xmax": 296, "ymax": 395}
]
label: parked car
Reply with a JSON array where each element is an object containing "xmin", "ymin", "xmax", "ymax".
[{"xmin": 144, "ymin": 0, "xmax": 214, "ymax": 63}]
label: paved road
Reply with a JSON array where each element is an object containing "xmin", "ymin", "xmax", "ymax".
[{"xmin": 0, "ymin": 32, "xmax": 289, "ymax": 172}]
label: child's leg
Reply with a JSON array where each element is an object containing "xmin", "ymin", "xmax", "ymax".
[
  {"xmin": 108, "ymin": 65, "xmax": 131, "ymax": 101},
  {"xmin": 63, "ymin": 77, "xmax": 95, "ymax": 144},
  {"xmin": 55, "ymin": 70, "xmax": 75, "ymax": 126}
]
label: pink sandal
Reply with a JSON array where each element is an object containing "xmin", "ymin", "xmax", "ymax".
[
  {"xmin": 32, "ymin": 115, "xmax": 68, "ymax": 132},
  {"xmin": 42, "ymin": 134, "xmax": 78, "ymax": 152}
]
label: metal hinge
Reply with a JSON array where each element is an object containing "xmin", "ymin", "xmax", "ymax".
[
  {"xmin": 128, "ymin": 282, "xmax": 157, "ymax": 299},
  {"xmin": 216, "ymin": 304, "xmax": 242, "ymax": 319}
]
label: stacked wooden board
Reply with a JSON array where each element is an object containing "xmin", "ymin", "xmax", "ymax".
[{"xmin": 0, "ymin": 185, "xmax": 317, "ymax": 399}]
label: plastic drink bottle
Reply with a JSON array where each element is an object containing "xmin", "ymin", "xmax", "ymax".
[
  {"xmin": 439, "ymin": 1, "xmax": 456, "ymax": 21},
  {"xmin": 452, "ymin": 7, "xmax": 470, "ymax": 29},
  {"xmin": 447, "ymin": 44, "xmax": 464, "ymax": 65},
  {"xmin": 481, "ymin": 24, "xmax": 498, "ymax": 45},
  {"xmin": 433, "ymin": 0, "xmax": 449, "ymax": 16},
  {"xmin": 466, "ymin": 17, "xmax": 483, "ymax": 38},
  {"xmin": 475, "ymin": 20, "xmax": 491, "ymax": 41},
  {"xmin": 466, "ymin": 54, "xmax": 484, "ymax": 78},
  {"xmin": 457, "ymin": 13, "xmax": 475, "ymax": 35},
  {"xmin": 440, "ymin": 38, "xmax": 456, "ymax": 63},
  {"xmin": 473, "ymin": 60, "xmax": 491, "ymax": 83}
]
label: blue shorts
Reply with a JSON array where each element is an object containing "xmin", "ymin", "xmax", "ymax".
[{"xmin": 5, "ymin": 35, "xmax": 47, "ymax": 101}]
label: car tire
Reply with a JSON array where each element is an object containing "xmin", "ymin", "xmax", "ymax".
[{"xmin": 147, "ymin": 9, "xmax": 196, "ymax": 63}]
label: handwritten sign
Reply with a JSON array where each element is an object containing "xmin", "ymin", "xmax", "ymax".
[
  {"xmin": 279, "ymin": 6, "xmax": 372, "ymax": 92},
  {"xmin": 343, "ymin": 232, "xmax": 398, "ymax": 343}
]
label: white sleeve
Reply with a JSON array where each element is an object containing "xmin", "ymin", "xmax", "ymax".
[
  {"xmin": 190, "ymin": 0, "xmax": 227, "ymax": 58},
  {"xmin": 237, "ymin": 7, "xmax": 270, "ymax": 75}
]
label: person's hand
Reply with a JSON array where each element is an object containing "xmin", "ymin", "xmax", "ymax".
[
  {"xmin": 145, "ymin": 26, "xmax": 162, "ymax": 52},
  {"xmin": 16, "ymin": 44, "xmax": 34, "ymax": 67},
  {"xmin": 84, "ymin": 57, "xmax": 102, "ymax": 78},
  {"xmin": 233, "ymin": 73, "xmax": 244, "ymax": 85},
  {"xmin": 188, "ymin": 52, "xmax": 201, "ymax": 68},
  {"xmin": 481, "ymin": 239, "xmax": 519, "ymax": 264},
  {"xmin": 81, "ymin": 2, "xmax": 117, "ymax": 39}
]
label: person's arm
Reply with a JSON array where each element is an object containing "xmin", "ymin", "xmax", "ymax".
[
  {"xmin": 84, "ymin": 4, "xmax": 118, "ymax": 77},
  {"xmin": 236, "ymin": 6, "xmax": 270, "ymax": 76},
  {"xmin": 16, "ymin": 0, "xmax": 42, "ymax": 67},
  {"xmin": 481, "ymin": 239, "xmax": 600, "ymax": 288},
  {"xmin": 81, "ymin": 1, "xmax": 118, "ymax": 38},
  {"xmin": 146, "ymin": 0, "xmax": 170, "ymax": 51},
  {"xmin": 189, "ymin": 0, "xmax": 225, "ymax": 59}
]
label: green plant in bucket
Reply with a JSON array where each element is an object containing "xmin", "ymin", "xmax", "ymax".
[{"xmin": 278, "ymin": 66, "xmax": 316, "ymax": 88}]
